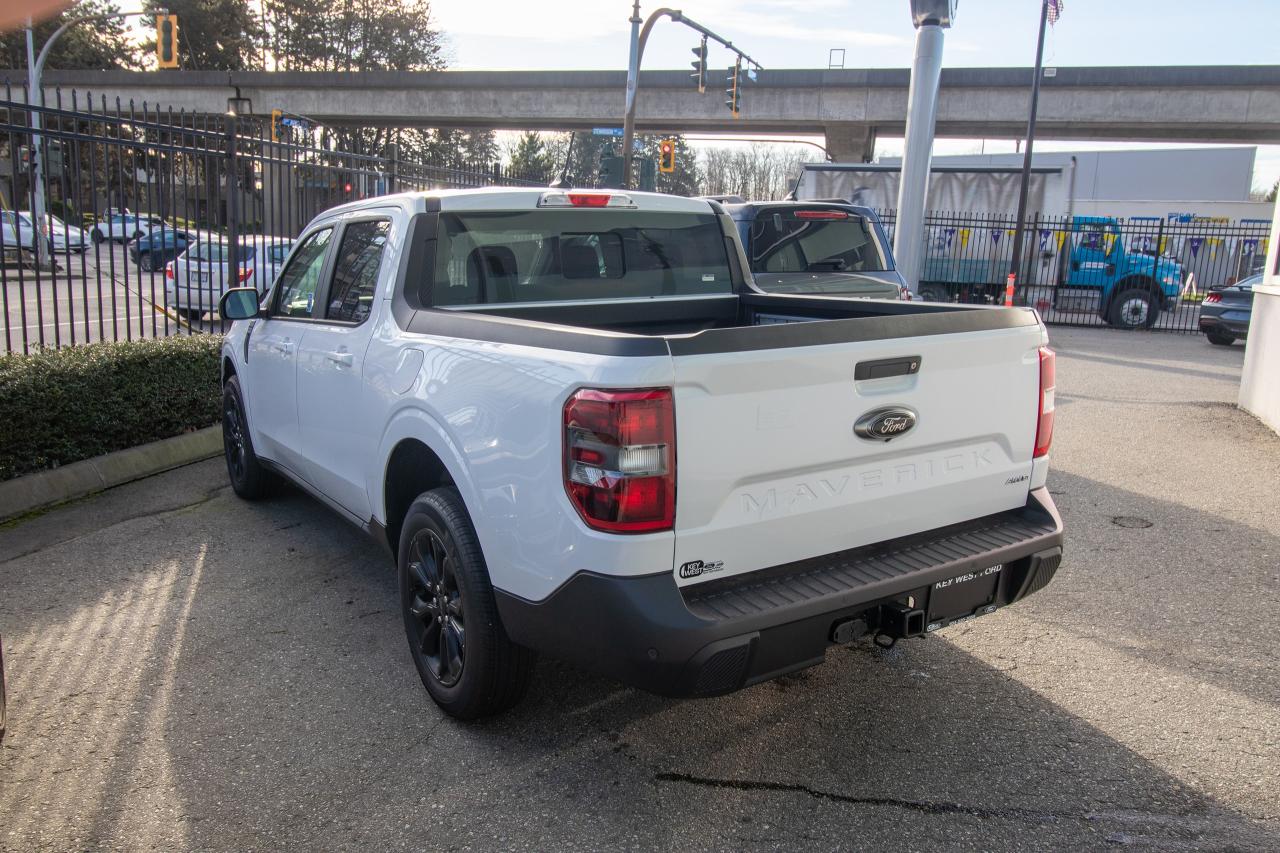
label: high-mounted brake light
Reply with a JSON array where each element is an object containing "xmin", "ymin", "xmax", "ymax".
[
  {"xmin": 794, "ymin": 209, "xmax": 849, "ymax": 220},
  {"xmin": 538, "ymin": 191, "xmax": 636, "ymax": 209},
  {"xmin": 564, "ymin": 388, "xmax": 675, "ymax": 533},
  {"xmin": 1034, "ymin": 346, "xmax": 1055, "ymax": 459}
]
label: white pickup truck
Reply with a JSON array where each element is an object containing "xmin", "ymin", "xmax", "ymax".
[{"xmin": 218, "ymin": 187, "xmax": 1063, "ymax": 719}]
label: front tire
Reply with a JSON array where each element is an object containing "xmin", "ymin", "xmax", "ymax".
[
  {"xmin": 91, "ymin": 228, "xmax": 104, "ymax": 245},
  {"xmin": 1205, "ymin": 331, "xmax": 1236, "ymax": 346},
  {"xmin": 399, "ymin": 488, "xmax": 536, "ymax": 719},
  {"xmin": 1110, "ymin": 287, "xmax": 1158, "ymax": 329},
  {"xmin": 222, "ymin": 376, "xmax": 274, "ymax": 499},
  {"xmin": 918, "ymin": 283, "xmax": 950, "ymax": 302},
  {"xmin": 140, "ymin": 253, "xmax": 155, "ymax": 271}
]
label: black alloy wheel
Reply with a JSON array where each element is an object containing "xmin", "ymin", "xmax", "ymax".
[
  {"xmin": 221, "ymin": 376, "xmax": 272, "ymax": 499},
  {"xmin": 405, "ymin": 529, "xmax": 466, "ymax": 687},
  {"xmin": 140, "ymin": 252, "xmax": 155, "ymax": 271}
]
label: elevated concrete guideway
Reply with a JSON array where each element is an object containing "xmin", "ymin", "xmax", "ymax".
[{"xmin": 16, "ymin": 65, "xmax": 1280, "ymax": 161}]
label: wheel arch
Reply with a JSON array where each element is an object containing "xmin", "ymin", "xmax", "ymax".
[{"xmin": 377, "ymin": 407, "xmax": 478, "ymax": 559}]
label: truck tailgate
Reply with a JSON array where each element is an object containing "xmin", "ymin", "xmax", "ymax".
[{"xmin": 671, "ymin": 323, "xmax": 1044, "ymax": 586}]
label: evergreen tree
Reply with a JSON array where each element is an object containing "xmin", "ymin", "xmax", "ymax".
[{"xmin": 505, "ymin": 132, "xmax": 557, "ymax": 184}]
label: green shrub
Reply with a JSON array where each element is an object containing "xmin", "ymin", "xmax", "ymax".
[{"xmin": 0, "ymin": 335, "xmax": 223, "ymax": 481}]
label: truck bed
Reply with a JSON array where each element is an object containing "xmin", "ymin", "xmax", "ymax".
[{"xmin": 404, "ymin": 293, "xmax": 1040, "ymax": 356}]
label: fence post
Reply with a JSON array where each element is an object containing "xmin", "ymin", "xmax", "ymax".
[
  {"xmin": 225, "ymin": 112, "xmax": 240, "ymax": 309},
  {"xmin": 386, "ymin": 142, "xmax": 399, "ymax": 195}
]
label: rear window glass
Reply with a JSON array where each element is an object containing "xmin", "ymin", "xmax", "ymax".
[
  {"xmin": 187, "ymin": 243, "xmax": 256, "ymax": 263},
  {"xmin": 747, "ymin": 209, "xmax": 888, "ymax": 274},
  {"xmin": 431, "ymin": 210, "xmax": 733, "ymax": 306}
]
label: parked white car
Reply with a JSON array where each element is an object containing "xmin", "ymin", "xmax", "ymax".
[
  {"xmin": 217, "ymin": 188, "xmax": 1064, "ymax": 719},
  {"xmin": 166, "ymin": 236, "xmax": 294, "ymax": 320},
  {"xmin": 91, "ymin": 212, "xmax": 164, "ymax": 244},
  {"xmin": 1, "ymin": 210, "xmax": 89, "ymax": 254}
]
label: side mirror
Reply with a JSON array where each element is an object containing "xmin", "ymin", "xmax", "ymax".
[{"xmin": 219, "ymin": 286, "xmax": 263, "ymax": 321}]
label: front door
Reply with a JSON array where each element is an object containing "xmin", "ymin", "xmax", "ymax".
[
  {"xmin": 244, "ymin": 226, "xmax": 334, "ymax": 476},
  {"xmin": 296, "ymin": 217, "xmax": 393, "ymax": 519}
]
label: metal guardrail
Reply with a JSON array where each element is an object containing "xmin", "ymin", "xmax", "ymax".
[{"xmin": 0, "ymin": 86, "xmax": 543, "ymax": 353}]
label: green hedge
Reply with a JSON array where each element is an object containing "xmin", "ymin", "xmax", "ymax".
[{"xmin": 0, "ymin": 335, "xmax": 223, "ymax": 481}]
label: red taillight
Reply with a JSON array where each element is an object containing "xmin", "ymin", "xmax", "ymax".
[
  {"xmin": 1204, "ymin": 292, "xmax": 1222, "ymax": 304},
  {"xmin": 1034, "ymin": 346, "xmax": 1055, "ymax": 459},
  {"xmin": 794, "ymin": 209, "xmax": 849, "ymax": 220},
  {"xmin": 238, "ymin": 266, "xmax": 254, "ymax": 282},
  {"xmin": 165, "ymin": 262, "xmax": 174, "ymax": 280},
  {"xmin": 567, "ymin": 193, "xmax": 612, "ymax": 208},
  {"xmin": 564, "ymin": 388, "xmax": 675, "ymax": 533}
]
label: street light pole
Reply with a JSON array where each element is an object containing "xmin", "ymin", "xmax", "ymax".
[
  {"xmin": 1006, "ymin": 0, "xmax": 1051, "ymax": 304},
  {"xmin": 25, "ymin": 11, "xmax": 143, "ymax": 270}
]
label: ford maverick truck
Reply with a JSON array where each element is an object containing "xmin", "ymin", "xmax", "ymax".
[{"xmin": 217, "ymin": 187, "xmax": 1064, "ymax": 719}]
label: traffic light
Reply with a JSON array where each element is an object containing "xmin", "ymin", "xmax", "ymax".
[
  {"xmin": 156, "ymin": 14, "xmax": 179, "ymax": 69},
  {"xmin": 658, "ymin": 139, "xmax": 676, "ymax": 173},
  {"xmin": 724, "ymin": 59, "xmax": 742, "ymax": 117},
  {"xmin": 690, "ymin": 38, "xmax": 708, "ymax": 93},
  {"xmin": 270, "ymin": 109, "xmax": 285, "ymax": 143}
]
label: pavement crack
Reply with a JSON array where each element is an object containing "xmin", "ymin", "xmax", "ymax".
[{"xmin": 655, "ymin": 772, "xmax": 1037, "ymax": 819}]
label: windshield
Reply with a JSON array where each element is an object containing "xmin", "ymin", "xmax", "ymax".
[
  {"xmin": 746, "ymin": 208, "xmax": 889, "ymax": 277},
  {"xmin": 432, "ymin": 210, "xmax": 733, "ymax": 306}
]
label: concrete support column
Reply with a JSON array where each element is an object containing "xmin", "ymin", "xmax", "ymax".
[
  {"xmin": 893, "ymin": 23, "xmax": 947, "ymax": 293},
  {"xmin": 823, "ymin": 124, "xmax": 877, "ymax": 163}
]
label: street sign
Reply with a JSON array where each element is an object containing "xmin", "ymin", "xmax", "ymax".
[{"xmin": 592, "ymin": 127, "xmax": 624, "ymax": 137}]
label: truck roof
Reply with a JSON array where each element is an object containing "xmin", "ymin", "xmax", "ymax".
[{"xmin": 317, "ymin": 187, "xmax": 720, "ymax": 218}]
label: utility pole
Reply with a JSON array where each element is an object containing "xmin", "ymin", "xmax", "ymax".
[
  {"xmin": 893, "ymin": 0, "xmax": 956, "ymax": 295},
  {"xmin": 1006, "ymin": 0, "xmax": 1052, "ymax": 306},
  {"xmin": 621, "ymin": 5, "xmax": 761, "ymax": 190}
]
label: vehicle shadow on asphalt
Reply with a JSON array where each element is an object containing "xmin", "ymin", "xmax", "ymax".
[{"xmin": 0, "ymin": 469, "xmax": 1277, "ymax": 849}]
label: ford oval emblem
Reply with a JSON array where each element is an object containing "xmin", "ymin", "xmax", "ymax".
[{"xmin": 854, "ymin": 406, "xmax": 918, "ymax": 441}]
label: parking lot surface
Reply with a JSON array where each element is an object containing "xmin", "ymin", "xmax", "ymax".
[{"xmin": 1, "ymin": 326, "xmax": 1277, "ymax": 851}]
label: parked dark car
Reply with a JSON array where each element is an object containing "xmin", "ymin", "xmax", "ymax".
[
  {"xmin": 1199, "ymin": 273, "xmax": 1260, "ymax": 346},
  {"xmin": 722, "ymin": 201, "xmax": 906, "ymax": 299},
  {"xmin": 130, "ymin": 227, "xmax": 195, "ymax": 271}
]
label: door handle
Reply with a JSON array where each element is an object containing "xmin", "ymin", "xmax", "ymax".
[
  {"xmin": 326, "ymin": 350, "xmax": 353, "ymax": 367},
  {"xmin": 272, "ymin": 340, "xmax": 294, "ymax": 355}
]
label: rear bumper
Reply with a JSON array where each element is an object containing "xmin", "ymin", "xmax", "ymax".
[
  {"xmin": 496, "ymin": 487, "xmax": 1065, "ymax": 698},
  {"xmin": 1199, "ymin": 314, "xmax": 1250, "ymax": 337}
]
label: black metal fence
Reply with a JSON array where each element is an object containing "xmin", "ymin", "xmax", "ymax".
[
  {"xmin": 878, "ymin": 209, "xmax": 1271, "ymax": 332},
  {"xmin": 1, "ymin": 86, "xmax": 541, "ymax": 353}
]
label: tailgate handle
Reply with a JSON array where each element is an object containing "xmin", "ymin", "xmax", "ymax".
[{"xmin": 855, "ymin": 356, "xmax": 921, "ymax": 381}]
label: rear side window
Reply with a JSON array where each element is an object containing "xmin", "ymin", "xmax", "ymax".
[
  {"xmin": 431, "ymin": 210, "xmax": 732, "ymax": 306},
  {"xmin": 748, "ymin": 209, "xmax": 888, "ymax": 274},
  {"xmin": 274, "ymin": 228, "xmax": 333, "ymax": 319},
  {"xmin": 326, "ymin": 220, "xmax": 390, "ymax": 324}
]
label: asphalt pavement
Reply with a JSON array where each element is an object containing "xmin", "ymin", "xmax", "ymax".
[{"xmin": 0, "ymin": 326, "xmax": 1277, "ymax": 851}]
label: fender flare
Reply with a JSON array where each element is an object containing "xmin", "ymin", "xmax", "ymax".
[{"xmin": 372, "ymin": 404, "xmax": 481, "ymax": 529}]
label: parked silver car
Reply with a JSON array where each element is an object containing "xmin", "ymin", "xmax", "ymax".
[{"xmin": 1199, "ymin": 273, "xmax": 1260, "ymax": 346}]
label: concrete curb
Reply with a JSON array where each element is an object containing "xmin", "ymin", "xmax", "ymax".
[{"xmin": 0, "ymin": 425, "xmax": 223, "ymax": 522}]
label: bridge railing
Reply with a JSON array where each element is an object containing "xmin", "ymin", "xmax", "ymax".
[{"xmin": 0, "ymin": 86, "xmax": 545, "ymax": 353}]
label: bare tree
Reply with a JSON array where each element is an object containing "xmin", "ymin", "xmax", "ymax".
[{"xmin": 699, "ymin": 144, "xmax": 817, "ymax": 200}]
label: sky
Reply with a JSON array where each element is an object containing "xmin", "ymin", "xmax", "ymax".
[{"xmin": 428, "ymin": 0, "xmax": 1280, "ymax": 194}]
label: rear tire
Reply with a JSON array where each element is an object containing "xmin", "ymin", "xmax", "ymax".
[
  {"xmin": 1109, "ymin": 287, "xmax": 1158, "ymax": 329},
  {"xmin": 1205, "ymin": 331, "xmax": 1236, "ymax": 346},
  {"xmin": 222, "ymin": 376, "xmax": 274, "ymax": 500},
  {"xmin": 91, "ymin": 228, "xmax": 104, "ymax": 245},
  {"xmin": 918, "ymin": 283, "xmax": 950, "ymax": 302},
  {"xmin": 399, "ymin": 488, "xmax": 536, "ymax": 720},
  {"xmin": 180, "ymin": 308, "xmax": 204, "ymax": 322}
]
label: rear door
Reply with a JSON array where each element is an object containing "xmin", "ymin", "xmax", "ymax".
[{"xmin": 670, "ymin": 322, "xmax": 1045, "ymax": 586}]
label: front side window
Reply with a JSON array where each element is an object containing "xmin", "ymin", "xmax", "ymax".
[
  {"xmin": 274, "ymin": 228, "xmax": 332, "ymax": 319},
  {"xmin": 326, "ymin": 220, "xmax": 390, "ymax": 324},
  {"xmin": 749, "ymin": 209, "xmax": 888, "ymax": 275},
  {"xmin": 431, "ymin": 210, "xmax": 733, "ymax": 306}
]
